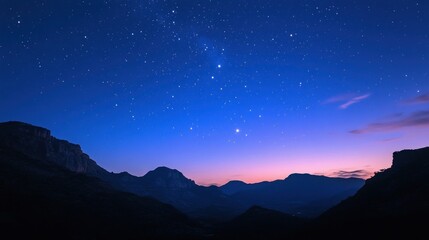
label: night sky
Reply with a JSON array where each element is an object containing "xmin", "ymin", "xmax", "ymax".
[{"xmin": 1, "ymin": 0, "xmax": 428, "ymax": 185}]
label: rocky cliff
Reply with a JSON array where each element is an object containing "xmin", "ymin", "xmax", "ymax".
[
  {"xmin": 314, "ymin": 146, "xmax": 429, "ymax": 239},
  {"xmin": 0, "ymin": 121, "xmax": 108, "ymax": 176},
  {"xmin": 0, "ymin": 121, "xmax": 232, "ymax": 216},
  {"xmin": 0, "ymin": 121, "xmax": 370, "ymax": 221}
]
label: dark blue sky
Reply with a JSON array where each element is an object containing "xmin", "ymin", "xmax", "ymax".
[{"xmin": 1, "ymin": 0, "xmax": 428, "ymax": 184}]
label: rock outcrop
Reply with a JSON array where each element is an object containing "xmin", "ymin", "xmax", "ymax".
[
  {"xmin": 0, "ymin": 121, "xmax": 108, "ymax": 176},
  {"xmin": 0, "ymin": 121, "xmax": 231, "ymax": 216},
  {"xmin": 315, "ymin": 147, "xmax": 429, "ymax": 238}
]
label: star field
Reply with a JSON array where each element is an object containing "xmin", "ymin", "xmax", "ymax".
[{"xmin": 1, "ymin": 0, "xmax": 428, "ymax": 185}]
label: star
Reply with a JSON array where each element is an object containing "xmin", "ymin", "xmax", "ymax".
[{"xmin": 2, "ymin": 0, "xmax": 427, "ymax": 187}]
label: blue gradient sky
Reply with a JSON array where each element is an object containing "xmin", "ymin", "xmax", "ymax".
[{"xmin": 1, "ymin": 0, "xmax": 428, "ymax": 185}]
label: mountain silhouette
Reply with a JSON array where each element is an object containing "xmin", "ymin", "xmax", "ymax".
[
  {"xmin": 0, "ymin": 121, "xmax": 108, "ymax": 176},
  {"xmin": 221, "ymin": 173, "xmax": 364, "ymax": 217},
  {"xmin": 0, "ymin": 139, "xmax": 202, "ymax": 239},
  {"xmin": 0, "ymin": 121, "xmax": 364, "ymax": 220},
  {"xmin": 215, "ymin": 146, "xmax": 429, "ymax": 239},
  {"xmin": 0, "ymin": 121, "xmax": 233, "ymax": 218},
  {"xmin": 311, "ymin": 146, "xmax": 429, "ymax": 238},
  {"xmin": 2, "ymin": 121, "xmax": 428, "ymax": 239},
  {"xmin": 220, "ymin": 180, "xmax": 252, "ymax": 195},
  {"xmin": 139, "ymin": 166, "xmax": 236, "ymax": 218},
  {"xmin": 143, "ymin": 166, "xmax": 196, "ymax": 188}
]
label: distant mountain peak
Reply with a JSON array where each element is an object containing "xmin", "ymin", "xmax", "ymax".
[
  {"xmin": 222, "ymin": 180, "xmax": 247, "ymax": 186},
  {"xmin": 286, "ymin": 173, "xmax": 313, "ymax": 178},
  {"xmin": 147, "ymin": 166, "xmax": 188, "ymax": 179},
  {"xmin": 285, "ymin": 173, "xmax": 364, "ymax": 181},
  {"xmin": 153, "ymin": 166, "xmax": 182, "ymax": 173},
  {"xmin": 284, "ymin": 173, "xmax": 325, "ymax": 181},
  {"xmin": 142, "ymin": 166, "xmax": 196, "ymax": 189},
  {"xmin": 220, "ymin": 180, "xmax": 251, "ymax": 195},
  {"xmin": 228, "ymin": 180, "xmax": 247, "ymax": 184}
]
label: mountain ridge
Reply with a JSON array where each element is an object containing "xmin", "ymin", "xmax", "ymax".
[
  {"xmin": 0, "ymin": 121, "xmax": 364, "ymax": 184},
  {"xmin": 0, "ymin": 142, "xmax": 202, "ymax": 239},
  {"xmin": 2, "ymin": 121, "xmax": 427, "ymax": 238},
  {"xmin": 220, "ymin": 171, "xmax": 364, "ymax": 217},
  {"xmin": 216, "ymin": 146, "xmax": 429, "ymax": 239},
  {"xmin": 0, "ymin": 121, "xmax": 365, "ymax": 219}
]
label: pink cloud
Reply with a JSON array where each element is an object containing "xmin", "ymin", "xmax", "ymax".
[
  {"xmin": 402, "ymin": 93, "xmax": 429, "ymax": 105},
  {"xmin": 350, "ymin": 110, "xmax": 429, "ymax": 134},
  {"xmin": 339, "ymin": 94, "xmax": 371, "ymax": 109},
  {"xmin": 329, "ymin": 169, "xmax": 373, "ymax": 179},
  {"xmin": 324, "ymin": 93, "xmax": 371, "ymax": 109}
]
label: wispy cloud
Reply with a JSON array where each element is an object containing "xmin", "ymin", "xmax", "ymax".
[
  {"xmin": 330, "ymin": 169, "xmax": 372, "ymax": 179},
  {"xmin": 339, "ymin": 94, "xmax": 371, "ymax": 109},
  {"xmin": 324, "ymin": 93, "xmax": 371, "ymax": 109},
  {"xmin": 403, "ymin": 93, "xmax": 429, "ymax": 105},
  {"xmin": 350, "ymin": 110, "xmax": 429, "ymax": 134}
]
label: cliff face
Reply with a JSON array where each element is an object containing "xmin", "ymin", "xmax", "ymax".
[
  {"xmin": 315, "ymin": 146, "xmax": 429, "ymax": 238},
  {"xmin": 391, "ymin": 147, "xmax": 429, "ymax": 170},
  {"xmin": 0, "ymin": 121, "xmax": 107, "ymax": 176},
  {"xmin": 0, "ymin": 121, "xmax": 370, "ymax": 221},
  {"xmin": 0, "ymin": 136, "xmax": 200, "ymax": 239},
  {"xmin": 0, "ymin": 121, "xmax": 231, "ymax": 215}
]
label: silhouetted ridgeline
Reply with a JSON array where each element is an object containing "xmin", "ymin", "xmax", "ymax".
[
  {"xmin": 311, "ymin": 146, "xmax": 429, "ymax": 238},
  {"xmin": 214, "ymin": 147, "xmax": 429, "ymax": 239},
  {"xmin": 220, "ymin": 173, "xmax": 364, "ymax": 217},
  {"xmin": 0, "ymin": 121, "xmax": 236, "ymax": 219},
  {"xmin": 0, "ymin": 121, "xmax": 363, "ymax": 220},
  {"xmin": 0, "ymin": 138, "xmax": 203, "ymax": 238},
  {"xmin": 1, "ymin": 121, "xmax": 427, "ymax": 239}
]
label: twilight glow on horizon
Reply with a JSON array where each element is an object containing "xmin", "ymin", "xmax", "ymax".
[{"xmin": 1, "ymin": 1, "xmax": 428, "ymax": 185}]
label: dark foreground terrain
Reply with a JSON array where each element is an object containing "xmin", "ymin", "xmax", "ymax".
[
  {"xmin": 217, "ymin": 146, "xmax": 429, "ymax": 239},
  {"xmin": 1, "ymin": 121, "xmax": 428, "ymax": 239}
]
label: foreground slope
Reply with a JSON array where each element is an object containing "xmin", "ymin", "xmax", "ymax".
[
  {"xmin": 0, "ymin": 121, "xmax": 364, "ymax": 220},
  {"xmin": 0, "ymin": 139, "xmax": 202, "ymax": 239},
  {"xmin": 0, "ymin": 121, "xmax": 234, "ymax": 218},
  {"xmin": 314, "ymin": 147, "xmax": 429, "ymax": 238},
  {"xmin": 215, "ymin": 206, "xmax": 308, "ymax": 240},
  {"xmin": 216, "ymin": 146, "xmax": 429, "ymax": 239}
]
